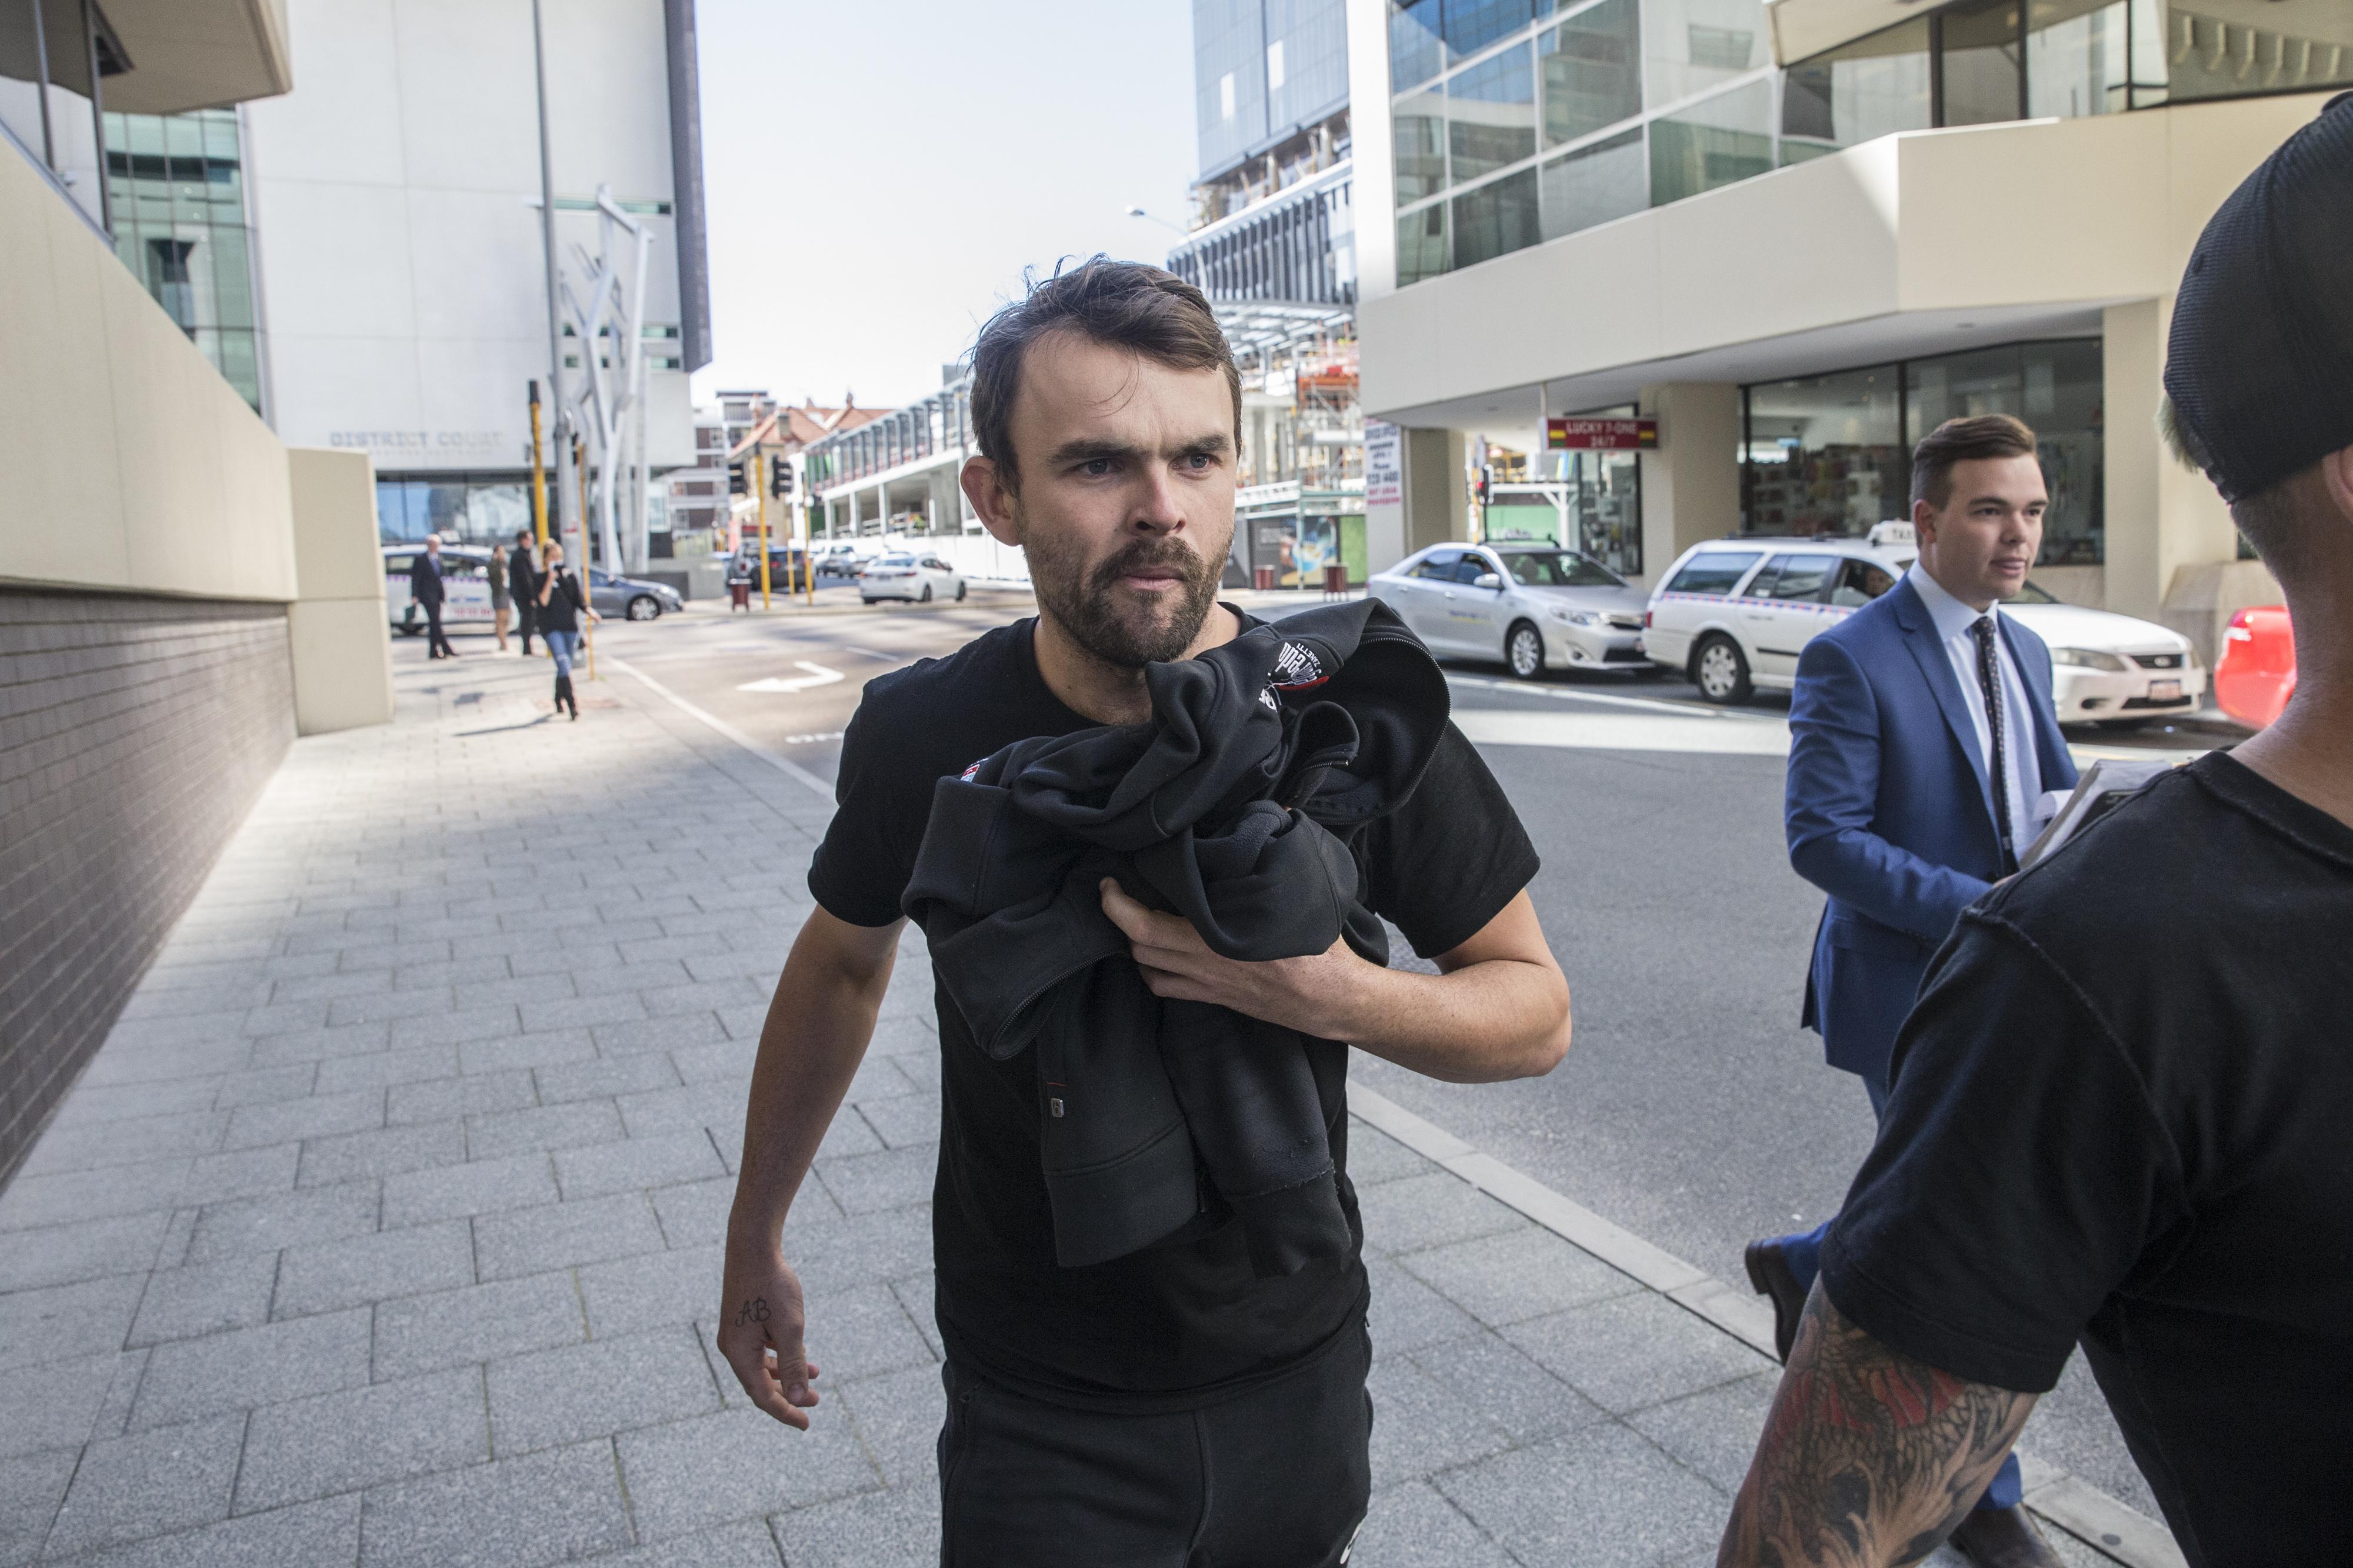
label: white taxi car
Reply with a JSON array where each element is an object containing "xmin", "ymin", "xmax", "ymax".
[
  {"xmin": 1366, "ymin": 543, "xmax": 1649, "ymax": 679},
  {"xmin": 383, "ymin": 544, "xmax": 494, "ymax": 636},
  {"xmin": 1644, "ymin": 531, "xmax": 2206, "ymax": 725}
]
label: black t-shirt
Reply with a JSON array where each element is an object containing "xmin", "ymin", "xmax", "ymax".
[
  {"xmin": 809, "ymin": 611, "xmax": 1539, "ymax": 1411},
  {"xmin": 1820, "ymin": 752, "xmax": 2353, "ymax": 1568}
]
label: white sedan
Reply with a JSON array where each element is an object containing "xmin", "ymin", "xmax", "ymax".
[
  {"xmin": 859, "ymin": 552, "xmax": 967, "ymax": 605},
  {"xmin": 2002, "ymin": 582, "xmax": 2207, "ymax": 728}
]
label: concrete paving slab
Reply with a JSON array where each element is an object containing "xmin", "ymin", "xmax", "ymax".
[
  {"xmin": 356, "ymin": 1439, "xmax": 631, "ymax": 1568},
  {"xmin": 235, "ymin": 1365, "xmax": 489, "ymax": 1511},
  {"xmin": 41, "ymin": 1414, "xmax": 245, "ymax": 1559},
  {"xmin": 485, "ymin": 1327, "xmax": 721, "ymax": 1456}
]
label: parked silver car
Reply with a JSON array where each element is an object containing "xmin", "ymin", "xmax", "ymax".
[
  {"xmin": 586, "ymin": 568, "xmax": 684, "ymax": 621},
  {"xmin": 1367, "ymin": 544, "xmax": 1650, "ymax": 678}
]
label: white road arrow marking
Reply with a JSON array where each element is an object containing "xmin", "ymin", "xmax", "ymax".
[{"xmin": 736, "ymin": 662, "xmax": 845, "ymax": 694}]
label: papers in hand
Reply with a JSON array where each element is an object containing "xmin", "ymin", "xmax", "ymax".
[{"xmin": 2019, "ymin": 757, "xmax": 2177, "ymax": 868}]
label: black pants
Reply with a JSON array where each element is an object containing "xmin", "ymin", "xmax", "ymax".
[
  {"xmin": 938, "ymin": 1325, "xmax": 1371, "ymax": 1567},
  {"xmin": 516, "ymin": 601, "xmax": 536, "ymax": 654},
  {"xmin": 422, "ymin": 601, "xmax": 455, "ymax": 658}
]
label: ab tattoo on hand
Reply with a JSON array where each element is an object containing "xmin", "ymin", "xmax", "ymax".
[{"xmin": 733, "ymin": 1296, "xmax": 769, "ymax": 1329}]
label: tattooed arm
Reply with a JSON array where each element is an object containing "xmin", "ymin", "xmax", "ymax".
[{"xmin": 1718, "ymin": 1284, "xmax": 2036, "ymax": 1567}]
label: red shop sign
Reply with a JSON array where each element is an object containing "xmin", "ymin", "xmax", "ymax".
[{"xmin": 1547, "ymin": 417, "xmax": 1658, "ymax": 451}]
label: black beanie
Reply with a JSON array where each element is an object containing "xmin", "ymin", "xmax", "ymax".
[{"xmin": 2163, "ymin": 91, "xmax": 2353, "ymax": 504}]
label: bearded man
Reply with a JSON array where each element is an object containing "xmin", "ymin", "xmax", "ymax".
[{"xmin": 715, "ymin": 258, "xmax": 1571, "ymax": 1566}]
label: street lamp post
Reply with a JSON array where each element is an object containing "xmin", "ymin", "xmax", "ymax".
[{"xmin": 531, "ymin": 0, "xmax": 576, "ymax": 578}]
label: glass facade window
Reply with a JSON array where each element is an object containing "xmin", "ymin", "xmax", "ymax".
[
  {"xmin": 1781, "ymin": 18, "xmax": 1932, "ymax": 161},
  {"xmin": 1541, "ymin": 0, "xmax": 1643, "ymax": 145},
  {"xmin": 1648, "ymin": 76, "xmax": 1774, "ymax": 206},
  {"xmin": 2026, "ymin": 0, "xmax": 2131, "ymax": 118},
  {"xmin": 92, "ymin": 109, "xmax": 266, "ymax": 412},
  {"xmin": 1643, "ymin": 0, "xmax": 1770, "ymax": 104},
  {"xmin": 376, "ymin": 473, "xmax": 535, "ymax": 547},
  {"xmin": 1739, "ymin": 339, "xmax": 2104, "ymax": 563},
  {"xmin": 1537, "ymin": 125, "xmax": 1647, "ymax": 238},
  {"xmin": 1397, "ymin": 201, "xmax": 1452, "ymax": 283},
  {"xmin": 1447, "ymin": 0, "xmax": 1539, "ymax": 58},
  {"xmin": 2157, "ymin": 0, "xmax": 2353, "ymax": 104},
  {"xmin": 1394, "ymin": 84, "xmax": 1449, "ymax": 202},
  {"xmin": 1447, "ymin": 45, "xmax": 1538, "ymax": 182},
  {"xmin": 1939, "ymin": 0, "xmax": 2027, "ymax": 125},
  {"xmin": 1452, "ymin": 164, "xmax": 1541, "ymax": 266},
  {"xmin": 1392, "ymin": 0, "xmax": 1447, "ymax": 89}
]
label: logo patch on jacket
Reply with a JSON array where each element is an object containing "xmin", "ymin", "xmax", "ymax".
[{"xmin": 1271, "ymin": 642, "xmax": 1328, "ymax": 690}]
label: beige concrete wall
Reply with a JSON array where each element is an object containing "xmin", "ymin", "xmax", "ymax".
[
  {"xmin": 286, "ymin": 449, "xmax": 395, "ymax": 735},
  {"xmin": 1637, "ymin": 384, "xmax": 1744, "ymax": 586},
  {"xmin": 0, "ymin": 143, "xmax": 298, "ymax": 604}
]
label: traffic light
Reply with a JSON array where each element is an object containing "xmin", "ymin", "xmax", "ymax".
[
  {"xmin": 769, "ymin": 456, "xmax": 792, "ymax": 498},
  {"xmin": 1475, "ymin": 465, "xmax": 1492, "ymax": 506},
  {"xmin": 727, "ymin": 458, "xmax": 749, "ymax": 496}
]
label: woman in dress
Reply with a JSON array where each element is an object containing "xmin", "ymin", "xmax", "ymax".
[
  {"xmin": 535, "ymin": 541, "xmax": 600, "ymax": 719},
  {"xmin": 488, "ymin": 543, "xmax": 512, "ymax": 652}
]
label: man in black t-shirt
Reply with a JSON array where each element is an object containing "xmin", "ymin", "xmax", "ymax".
[
  {"xmin": 1719, "ymin": 95, "xmax": 2353, "ymax": 1568},
  {"xmin": 715, "ymin": 260, "xmax": 1569, "ymax": 1566}
]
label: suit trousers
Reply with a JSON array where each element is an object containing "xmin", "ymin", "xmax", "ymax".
[
  {"xmin": 423, "ymin": 601, "xmax": 454, "ymax": 658},
  {"xmin": 1769, "ymin": 1066, "xmax": 2022, "ymax": 1512},
  {"xmin": 937, "ymin": 1324, "xmax": 1372, "ymax": 1567}
]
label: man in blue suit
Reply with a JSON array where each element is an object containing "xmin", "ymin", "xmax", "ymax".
[{"xmin": 1745, "ymin": 413, "xmax": 2078, "ymax": 1567}]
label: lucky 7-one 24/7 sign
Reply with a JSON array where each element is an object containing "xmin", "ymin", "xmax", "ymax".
[{"xmin": 1546, "ymin": 417, "xmax": 1658, "ymax": 451}]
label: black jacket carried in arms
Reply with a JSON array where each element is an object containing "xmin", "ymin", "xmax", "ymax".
[{"xmin": 902, "ymin": 599, "xmax": 1449, "ymax": 1277}]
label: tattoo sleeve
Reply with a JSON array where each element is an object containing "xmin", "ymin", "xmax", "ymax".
[{"xmin": 1718, "ymin": 1284, "xmax": 2036, "ymax": 1568}]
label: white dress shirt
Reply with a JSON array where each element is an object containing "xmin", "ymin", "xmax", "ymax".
[{"xmin": 1905, "ymin": 563, "xmax": 2053, "ymax": 855}]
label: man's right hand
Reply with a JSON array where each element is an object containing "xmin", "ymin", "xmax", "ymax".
[{"xmin": 716, "ymin": 1245, "xmax": 822, "ymax": 1429}]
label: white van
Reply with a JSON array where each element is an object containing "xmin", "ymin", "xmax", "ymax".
[{"xmin": 384, "ymin": 545, "xmax": 495, "ymax": 636}]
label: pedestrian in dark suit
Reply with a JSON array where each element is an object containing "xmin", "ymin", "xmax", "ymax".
[
  {"xmin": 511, "ymin": 530, "xmax": 542, "ymax": 656},
  {"xmin": 411, "ymin": 532, "xmax": 458, "ymax": 659},
  {"xmin": 1744, "ymin": 413, "xmax": 2078, "ymax": 1567}
]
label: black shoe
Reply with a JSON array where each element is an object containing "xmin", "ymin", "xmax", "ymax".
[
  {"xmin": 1744, "ymin": 1240, "xmax": 1808, "ymax": 1364},
  {"xmin": 1948, "ymin": 1506, "xmax": 2064, "ymax": 1567}
]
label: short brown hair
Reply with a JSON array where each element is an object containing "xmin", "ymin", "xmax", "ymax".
[
  {"xmin": 1910, "ymin": 413, "xmax": 2038, "ymax": 509},
  {"xmin": 968, "ymin": 257, "xmax": 1241, "ymax": 492}
]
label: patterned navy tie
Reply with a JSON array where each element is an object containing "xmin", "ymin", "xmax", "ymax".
[{"xmin": 1972, "ymin": 616, "xmax": 2016, "ymax": 875}]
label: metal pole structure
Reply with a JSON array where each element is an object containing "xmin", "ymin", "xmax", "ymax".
[
  {"xmin": 576, "ymin": 438, "xmax": 597, "ymax": 681},
  {"xmin": 30, "ymin": 0, "xmax": 55, "ymax": 170},
  {"xmin": 757, "ymin": 446, "xmax": 772, "ymax": 610},
  {"xmin": 528, "ymin": 381, "xmax": 551, "ymax": 549},
  {"xmin": 80, "ymin": 0, "xmax": 110, "ymax": 233},
  {"xmin": 531, "ymin": 0, "xmax": 575, "ymax": 588}
]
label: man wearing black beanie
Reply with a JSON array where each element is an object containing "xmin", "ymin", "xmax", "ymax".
[{"xmin": 1717, "ymin": 92, "xmax": 2353, "ymax": 1568}]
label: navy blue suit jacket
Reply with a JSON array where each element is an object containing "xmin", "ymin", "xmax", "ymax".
[{"xmin": 1785, "ymin": 576, "xmax": 2078, "ymax": 1086}]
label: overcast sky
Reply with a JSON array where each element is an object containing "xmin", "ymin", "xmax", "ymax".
[{"xmin": 690, "ymin": 1, "xmax": 1202, "ymax": 413}]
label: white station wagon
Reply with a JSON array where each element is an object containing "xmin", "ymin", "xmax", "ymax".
[{"xmin": 1644, "ymin": 529, "xmax": 2207, "ymax": 726}]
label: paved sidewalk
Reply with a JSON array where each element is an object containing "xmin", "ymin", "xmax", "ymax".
[{"xmin": 0, "ymin": 641, "xmax": 2158, "ymax": 1567}]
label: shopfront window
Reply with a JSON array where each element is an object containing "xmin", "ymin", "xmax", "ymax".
[
  {"xmin": 1742, "ymin": 365, "xmax": 1909, "ymax": 539},
  {"xmin": 1906, "ymin": 339, "xmax": 2104, "ymax": 565},
  {"xmin": 1741, "ymin": 340, "xmax": 2104, "ymax": 562}
]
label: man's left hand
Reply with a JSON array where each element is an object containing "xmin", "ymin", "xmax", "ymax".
[{"xmin": 1098, "ymin": 878, "xmax": 1371, "ymax": 1039}]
